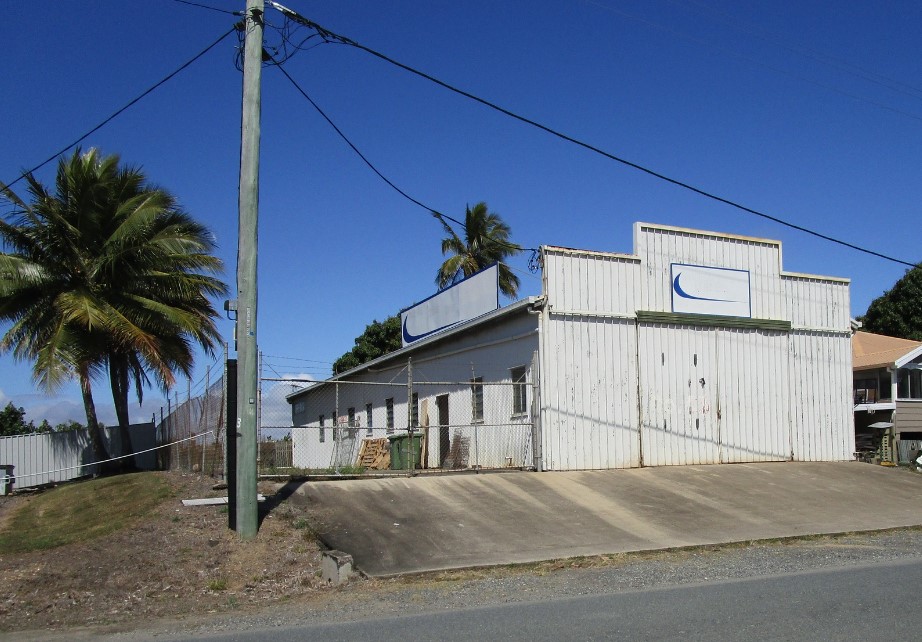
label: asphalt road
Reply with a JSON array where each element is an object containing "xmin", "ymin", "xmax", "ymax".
[{"xmin": 175, "ymin": 557, "xmax": 922, "ymax": 641}]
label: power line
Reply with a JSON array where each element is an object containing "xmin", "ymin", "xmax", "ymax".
[
  {"xmin": 170, "ymin": 0, "xmax": 242, "ymax": 16},
  {"xmin": 269, "ymin": 56, "xmax": 538, "ymax": 262},
  {"xmin": 678, "ymin": 0, "xmax": 922, "ymax": 102},
  {"xmin": 585, "ymin": 0, "xmax": 922, "ymax": 125},
  {"xmin": 3, "ymin": 25, "xmax": 237, "ymax": 190},
  {"xmin": 265, "ymin": 5, "xmax": 918, "ymax": 269}
]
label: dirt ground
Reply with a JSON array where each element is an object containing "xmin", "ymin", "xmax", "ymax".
[{"xmin": 0, "ymin": 472, "xmax": 335, "ymax": 635}]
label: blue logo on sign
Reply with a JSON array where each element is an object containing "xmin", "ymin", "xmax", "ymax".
[
  {"xmin": 672, "ymin": 273, "xmax": 735, "ymax": 303},
  {"xmin": 402, "ymin": 316, "xmax": 457, "ymax": 344}
]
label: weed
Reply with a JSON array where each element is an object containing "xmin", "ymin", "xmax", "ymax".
[{"xmin": 208, "ymin": 578, "xmax": 228, "ymax": 591}]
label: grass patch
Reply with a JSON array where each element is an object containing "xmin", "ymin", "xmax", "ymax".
[
  {"xmin": 208, "ymin": 578, "xmax": 228, "ymax": 591},
  {"xmin": 0, "ymin": 472, "xmax": 173, "ymax": 554}
]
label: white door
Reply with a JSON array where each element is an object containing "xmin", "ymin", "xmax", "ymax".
[{"xmin": 639, "ymin": 324, "xmax": 720, "ymax": 466}]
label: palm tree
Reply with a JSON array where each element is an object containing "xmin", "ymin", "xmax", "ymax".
[
  {"xmin": 0, "ymin": 148, "xmax": 227, "ymax": 466},
  {"xmin": 435, "ymin": 202, "xmax": 522, "ymax": 299}
]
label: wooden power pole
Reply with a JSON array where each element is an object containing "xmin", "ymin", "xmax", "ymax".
[{"xmin": 235, "ymin": 0, "xmax": 264, "ymax": 539}]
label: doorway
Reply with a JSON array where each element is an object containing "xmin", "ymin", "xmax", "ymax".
[{"xmin": 437, "ymin": 394, "xmax": 450, "ymax": 467}]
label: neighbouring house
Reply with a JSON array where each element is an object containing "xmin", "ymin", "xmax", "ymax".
[
  {"xmin": 289, "ymin": 222, "xmax": 854, "ymax": 472},
  {"xmin": 852, "ymin": 330, "xmax": 922, "ymax": 464}
]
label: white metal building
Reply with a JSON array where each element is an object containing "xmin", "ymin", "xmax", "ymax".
[{"xmin": 289, "ymin": 222, "xmax": 854, "ymax": 471}]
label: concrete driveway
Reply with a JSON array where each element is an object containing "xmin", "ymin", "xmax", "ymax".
[{"xmin": 290, "ymin": 462, "xmax": 922, "ymax": 577}]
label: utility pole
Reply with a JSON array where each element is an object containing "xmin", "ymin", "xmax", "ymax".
[{"xmin": 235, "ymin": 0, "xmax": 264, "ymax": 540}]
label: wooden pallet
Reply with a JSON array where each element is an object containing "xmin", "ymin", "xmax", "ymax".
[{"xmin": 357, "ymin": 438, "xmax": 391, "ymax": 470}]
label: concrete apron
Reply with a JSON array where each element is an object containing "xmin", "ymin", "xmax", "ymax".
[{"xmin": 290, "ymin": 462, "xmax": 922, "ymax": 578}]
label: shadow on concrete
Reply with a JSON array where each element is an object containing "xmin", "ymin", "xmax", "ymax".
[{"xmin": 258, "ymin": 480, "xmax": 306, "ymax": 527}]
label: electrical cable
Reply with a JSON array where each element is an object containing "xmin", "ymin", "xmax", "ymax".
[
  {"xmin": 266, "ymin": 5, "xmax": 919, "ymax": 269},
  {"xmin": 3, "ymin": 25, "xmax": 237, "ymax": 190},
  {"xmin": 585, "ymin": 0, "xmax": 922, "ymax": 125},
  {"xmin": 270, "ymin": 58, "xmax": 537, "ymax": 264},
  {"xmin": 678, "ymin": 0, "xmax": 922, "ymax": 102},
  {"xmin": 170, "ymin": 0, "xmax": 242, "ymax": 16}
]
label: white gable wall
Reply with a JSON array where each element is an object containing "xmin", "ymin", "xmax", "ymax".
[{"xmin": 539, "ymin": 223, "xmax": 854, "ymax": 471}]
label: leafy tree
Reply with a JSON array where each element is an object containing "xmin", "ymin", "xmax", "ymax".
[
  {"xmin": 436, "ymin": 202, "xmax": 522, "ymax": 299},
  {"xmin": 0, "ymin": 148, "xmax": 227, "ymax": 466},
  {"xmin": 0, "ymin": 402, "xmax": 35, "ymax": 437},
  {"xmin": 859, "ymin": 265, "xmax": 922, "ymax": 341},
  {"xmin": 333, "ymin": 316, "xmax": 401, "ymax": 374}
]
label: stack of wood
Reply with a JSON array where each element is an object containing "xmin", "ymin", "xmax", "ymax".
[{"xmin": 357, "ymin": 438, "xmax": 391, "ymax": 470}]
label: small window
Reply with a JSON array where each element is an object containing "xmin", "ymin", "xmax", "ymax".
[
  {"xmin": 880, "ymin": 371, "xmax": 892, "ymax": 400},
  {"xmin": 511, "ymin": 366, "xmax": 528, "ymax": 415},
  {"xmin": 471, "ymin": 377, "xmax": 484, "ymax": 422},
  {"xmin": 898, "ymin": 370, "xmax": 910, "ymax": 399},
  {"xmin": 411, "ymin": 393, "xmax": 419, "ymax": 427},
  {"xmin": 293, "ymin": 400, "xmax": 305, "ymax": 414},
  {"xmin": 319, "ymin": 415, "xmax": 325, "ymax": 443},
  {"xmin": 366, "ymin": 403, "xmax": 373, "ymax": 436},
  {"xmin": 348, "ymin": 407, "xmax": 356, "ymax": 427},
  {"xmin": 385, "ymin": 398, "xmax": 394, "ymax": 432}
]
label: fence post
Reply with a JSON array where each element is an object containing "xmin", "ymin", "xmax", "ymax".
[
  {"xmin": 167, "ymin": 396, "xmax": 174, "ymax": 471},
  {"xmin": 334, "ymin": 380, "xmax": 340, "ymax": 474},
  {"xmin": 471, "ymin": 363, "xmax": 479, "ymax": 471},
  {"xmin": 531, "ymin": 349, "xmax": 542, "ymax": 472},
  {"xmin": 407, "ymin": 358, "xmax": 414, "ymax": 475},
  {"xmin": 257, "ymin": 351, "xmax": 263, "ymax": 474},
  {"xmin": 202, "ymin": 364, "xmax": 210, "ymax": 475}
]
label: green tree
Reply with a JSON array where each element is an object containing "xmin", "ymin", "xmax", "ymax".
[
  {"xmin": 859, "ymin": 265, "xmax": 922, "ymax": 341},
  {"xmin": 0, "ymin": 148, "xmax": 227, "ymax": 465},
  {"xmin": 435, "ymin": 202, "xmax": 522, "ymax": 299},
  {"xmin": 333, "ymin": 316, "xmax": 401, "ymax": 374},
  {"xmin": 0, "ymin": 402, "xmax": 35, "ymax": 437}
]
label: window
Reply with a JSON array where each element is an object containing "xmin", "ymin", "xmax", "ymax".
[
  {"xmin": 898, "ymin": 370, "xmax": 910, "ymax": 399},
  {"xmin": 471, "ymin": 377, "xmax": 484, "ymax": 422},
  {"xmin": 411, "ymin": 393, "xmax": 419, "ymax": 427},
  {"xmin": 332, "ymin": 409, "xmax": 337, "ymax": 440},
  {"xmin": 293, "ymin": 401, "xmax": 305, "ymax": 414},
  {"xmin": 880, "ymin": 371, "xmax": 892, "ymax": 400},
  {"xmin": 385, "ymin": 398, "xmax": 394, "ymax": 432},
  {"xmin": 366, "ymin": 403, "xmax": 373, "ymax": 436},
  {"xmin": 348, "ymin": 407, "xmax": 356, "ymax": 427},
  {"xmin": 319, "ymin": 415, "xmax": 325, "ymax": 443},
  {"xmin": 511, "ymin": 366, "xmax": 528, "ymax": 415}
]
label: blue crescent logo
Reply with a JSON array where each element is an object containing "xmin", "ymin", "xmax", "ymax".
[
  {"xmin": 402, "ymin": 315, "xmax": 458, "ymax": 344},
  {"xmin": 673, "ymin": 273, "xmax": 735, "ymax": 303}
]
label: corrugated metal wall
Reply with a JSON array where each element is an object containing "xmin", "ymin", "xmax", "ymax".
[
  {"xmin": 541, "ymin": 314, "xmax": 640, "ymax": 470},
  {"xmin": 540, "ymin": 247, "xmax": 641, "ymax": 470},
  {"xmin": 717, "ymin": 328, "xmax": 791, "ymax": 462},
  {"xmin": 0, "ymin": 431, "xmax": 95, "ymax": 488},
  {"xmin": 788, "ymin": 330, "xmax": 854, "ymax": 461},
  {"xmin": 539, "ymin": 224, "xmax": 853, "ymax": 471},
  {"xmin": 633, "ymin": 223, "xmax": 785, "ymax": 318}
]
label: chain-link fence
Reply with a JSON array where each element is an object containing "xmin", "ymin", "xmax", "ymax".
[
  {"xmin": 273, "ymin": 357, "xmax": 537, "ymax": 474},
  {"xmin": 155, "ymin": 354, "xmax": 537, "ymax": 478},
  {"xmin": 156, "ymin": 363, "xmax": 227, "ymax": 477}
]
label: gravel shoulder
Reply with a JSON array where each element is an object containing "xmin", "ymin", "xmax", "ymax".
[{"xmin": 42, "ymin": 529, "xmax": 922, "ymax": 640}]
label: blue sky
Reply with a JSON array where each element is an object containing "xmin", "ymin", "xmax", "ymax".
[{"xmin": 2, "ymin": 0, "xmax": 920, "ymax": 425}]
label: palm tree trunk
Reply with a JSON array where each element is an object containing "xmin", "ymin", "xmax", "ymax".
[
  {"xmin": 79, "ymin": 367, "xmax": 111, "ymax": 471},
  {"xmin": 109, "ymin": 356, "xmax": 136, "ymax": 471}
]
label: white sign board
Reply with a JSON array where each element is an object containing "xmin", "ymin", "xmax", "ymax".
[
  {"xmin": 670, "ymin": 263, "xmax": 751, "ymax": 318},
  {"xmin": 401, "ymin": 264, "xmax": 500, "ymax": 346}
]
